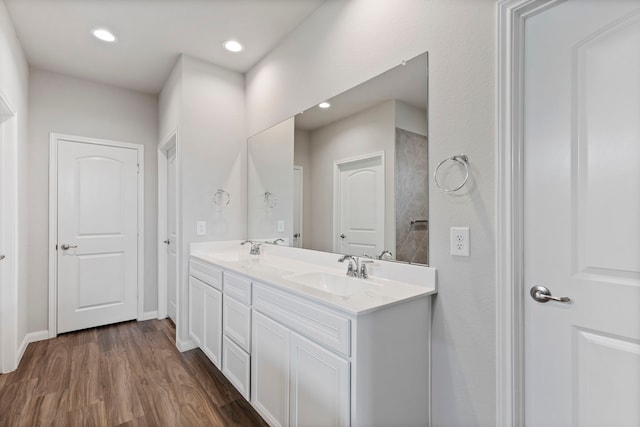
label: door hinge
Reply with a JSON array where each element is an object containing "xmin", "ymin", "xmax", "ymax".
[{"xmin": 137, "ymin": 163, "xmax": 140, "ymax": 174}]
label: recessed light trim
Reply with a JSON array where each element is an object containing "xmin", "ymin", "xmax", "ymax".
[
  {"xmin": 91, "ymin": 28, "xmax": 117, "ymax": 43},
  {"xmin": 318, "ymin": 102, "xmax": 331, "ymax": 109},
  {"xmin": 223, "ymin": 40, "xmax": 244, "ymax": 53}
]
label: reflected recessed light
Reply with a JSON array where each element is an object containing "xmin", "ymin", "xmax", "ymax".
[
  {"xmin": 223, "ymin": 40, "xmax": 244, "ymax": 53},
  {"xmin": 318, "ymin": 102, "xmax": 331, "ymax": 109},
  {"xmin": 91, "ymin": 28, "xmax": 117, "ymax": 43}
]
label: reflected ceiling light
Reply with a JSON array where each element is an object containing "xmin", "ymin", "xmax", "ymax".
[
  {"xmin": 318, "ymin": 102, "xmax": 331, "ymax": 109},
  {"xmin": 223, "ymin": 40, "xmax": 244, "ymax": 53},
  {"xmin": 91, "ymin": 28, "xmax": 117, "ymax": 43}
]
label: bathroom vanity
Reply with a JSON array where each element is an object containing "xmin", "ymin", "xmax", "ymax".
[{"xmin": 189, "ymin": 241, "xmax": 437, "ymax": 427}]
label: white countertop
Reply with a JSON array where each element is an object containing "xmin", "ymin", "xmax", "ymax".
[{"xmin": 190, "ymin": 241, "xmax": 437, "ymax": 316}]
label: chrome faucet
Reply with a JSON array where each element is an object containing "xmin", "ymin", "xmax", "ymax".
[
  {"xmin": 378, "ymin": 250, "xmax": 393, "ymax": 260},
  {"xmin": 241, "ymin": 240, "xmax": 262, "ymax": 255},
  {"xmin": 271, "ymin": 238, "xmax": 285, "ymax": 245},
  {"xmin": 360, "ymin": 259, "xmax": 374, "ymax": 278},
  {"xmin": 337, "ymin": 255, "xmax": 359, "ymax": 277}
]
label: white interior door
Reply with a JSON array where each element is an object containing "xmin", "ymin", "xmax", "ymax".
[
  {"xmin": 293, "ymin": 166, "xmax": 303, "ymax": 248},
  {"xmin": 524, "ymin": 2, "xmax": 640, "ymax": 426},
  {"xmin": 167, "ymin": 146, "xmax": 177, "ymax": 322},
  {"xmin": 335, "ymin": 154, "xmax": 384, "ymax": 256},
  {"xmin": 57, "ymin": 139, "xmax": 139, "ymax": 334}
]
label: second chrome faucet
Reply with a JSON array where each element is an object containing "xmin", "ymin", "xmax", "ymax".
[{"xmin": 338, "ymin": 255, "xmax": 374, "ymax": 278}]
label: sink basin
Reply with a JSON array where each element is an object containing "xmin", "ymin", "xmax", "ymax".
[
  {"xmin": 208, "ymin": 251, "xmax": 241, "ymax": 262},
  {"xmin": 283, "ymin": 272, "xmax": 382, "ymax": 297},
  {"xmin": 241, "ymin": 262, "xmax": 292, "ymax": 277}
]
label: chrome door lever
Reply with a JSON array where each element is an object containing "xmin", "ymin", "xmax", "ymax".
[
  {"xmin": 60, "ymin": 244, "xmax": 78, "ymax": 251},
  {"xmin": 0, "ymin": 255, "xmax": 5, "ymax": 260},
  {"xmin": 530, "ymin": 285, "xmax": 571, "ymax": 303}
]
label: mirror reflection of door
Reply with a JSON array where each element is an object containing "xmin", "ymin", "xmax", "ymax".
[
  {"xmin": 334, "ymin": 153, "xmax": 384, "ymax": 257},
  {"xmin": 293, "ymin": 165, "xmax": 303, "ymax": 248},
  {"xmin": 167, "ymin": 146, "xmax": 177, "ymax": 322}
]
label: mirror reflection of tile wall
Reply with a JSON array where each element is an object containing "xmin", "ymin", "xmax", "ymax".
[{"xmin": 395, "ymin": 128, "xmax": 428, "ymax": 264}]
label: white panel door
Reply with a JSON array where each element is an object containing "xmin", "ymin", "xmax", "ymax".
[
  {"xmin": 167, "ymin": 146, "xmax": 177, "ymax": 322},
  {"xmin": 252, "ymin": 311, "xmax": 290, "ymax": 427},
  {"xmin": 524, "ymin": 2, "xmax": 640, "ymax": 426},
  {"xmin": 335, "ymin": 154, "xmax": 384, "ymax": 256},
  {"xmin": 57, "ymin": 140, "xmax": 138, "ymax": 334},
  {"xmin": 289, "ymin": 332, "xmax": 349, "ymax": 427},
  {"xmin": 293, "ymin": 166, "xmax": 303, "ymax": 248}
]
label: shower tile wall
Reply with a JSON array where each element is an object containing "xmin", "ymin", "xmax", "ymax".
[{"xmin": 395, "ymin": 128, "xmax": 428, "ymax": 264}]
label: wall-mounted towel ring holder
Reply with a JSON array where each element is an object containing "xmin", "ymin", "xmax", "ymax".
[
  {"xmin": 434, "ymin": 154, "xmax": 469, "ymax": 192},
  {"xmin": 213, "ymin": 189, "xmax": 231, "ymax": 208}
]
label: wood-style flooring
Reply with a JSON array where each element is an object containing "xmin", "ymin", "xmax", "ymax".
[{"xmin": 0, "ymin": 319, "xmax": 268, "ymax": 427}]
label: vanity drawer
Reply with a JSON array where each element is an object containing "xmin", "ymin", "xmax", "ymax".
[
  {"xmin": 223, "ymin": 295, "xmax": 251, "ymax": 352},
  {"xmin": 223, "ymin": 272, "xmax": 252, "ymax": 305},
  {"xmin": 253, "ymin": 283, "xmax": 351, "ymax": 357},
  {"xmin": 189, "ymin": 258, "xmax": 222, "ymax": 291},
  {"xmin": 222, "ymin": 336, "xmax": 250, "ymax": 400}
]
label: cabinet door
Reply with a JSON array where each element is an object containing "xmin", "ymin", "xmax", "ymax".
[
  {"xmin": 188, "ymin": 277, "xmax": 205, "ymax": 346},
  {"xmin": 203, "ymin": 285, "xmax": 222, "ymax": 368},
  {"xmin": 251, "ymin": 311, "xmax": 290, "ymax": 427},
  {"xmin": 290, "ymin": 332, "xmax": 350, "ymax": 427}
]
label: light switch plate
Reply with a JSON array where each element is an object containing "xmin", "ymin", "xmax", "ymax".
[
  {"xmin": 277, "ymin": 220, "xmax": 285, "ymax": 233},
  {"xmin": 196, "ymin": 221, "xmax": 207, "ymax": 236},
  {"xmin": 450, "ymin": 227, "xmax": 470, "ymax": 256}
]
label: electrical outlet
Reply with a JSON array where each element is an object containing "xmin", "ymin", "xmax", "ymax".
[
  {"xmin": 277, "ymin": 220, "xmax": 285, "ymax": 233},
  {"xmin": 450, "ymin": 227, "xmax": 470, "ymax": 256},
  {"xmin": 196, "ymin": 221, "xmax": 207, "ymax": 236}
]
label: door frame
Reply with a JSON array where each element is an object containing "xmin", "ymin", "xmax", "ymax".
[
  {"xmin": 157, "ymin": 129, "xmax": 180, "ymax": 320},
  {"xmin": 495, "ymin": 1, "xmax": 565, "ymax": 425},
  {"xmin": 332, "ymin": 151, "xmax": 385, "ymax": 253},
  {"xmin": 48, "ymin": 133, "xmax": 145, "ymax": 338},
  {"xmin": 0, "ymin": 90, "xmax": 18, "ymax": 373}
]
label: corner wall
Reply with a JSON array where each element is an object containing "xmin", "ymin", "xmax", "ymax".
[
  {"xmin": 159, "ymin": 55, "xmax": 246, "ymax": 348},
  {"xmin": 246, "ymin": 0, "xmax": 497, "ymax": 425}
]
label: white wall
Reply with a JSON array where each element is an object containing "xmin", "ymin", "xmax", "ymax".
[
  {"xmin": 396, "ymin": 101, "xmax": 427, "ymax": 137},
  {"xmin": 28, "ymin": 68, "xmax": 159, "ymax": 329},
  {"xmin": 0, "ymin": 0, "xmax": 29, "ymax": 366},
  {"xmin": 160, "ymin": 55, "xmax": 246, "ymax": 348},
  {"xmin": 248, "ymin": 118, "xmax": 294, "ymax": 241},
  {"xmin": 305, "ymin": 100, "xmax": 396, "ymax": 253},
  {"xmin": 246, "ymin": 0, "xmax": 496, "ymax": 425}
]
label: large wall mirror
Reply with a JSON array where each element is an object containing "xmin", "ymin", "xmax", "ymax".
[{"xmin": 248, "ymin": 52, "xmax": 429, "ymax": 265}]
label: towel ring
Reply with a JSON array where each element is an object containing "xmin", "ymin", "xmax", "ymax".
[
  {"xmin": 213, "ymin": 189, "xmax": 231, "ymax": 207},
  {"xmin": 434, "ymin": 154, "xmax": 469, "ymax": 192}
]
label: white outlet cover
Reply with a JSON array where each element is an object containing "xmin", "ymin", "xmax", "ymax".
[
  {"xmin": 196, "ymin": 221, "xmax": 207, "ymax": 236},
  {"xmin": 450, "ymin": 227, "xmax": 470, "ymax": 256},
  {"xmin": 277, "ymin": 220, "xmax": 285, "ymax": 233}
]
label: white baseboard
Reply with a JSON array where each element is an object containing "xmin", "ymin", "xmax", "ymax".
[
  {"xmin": 177, "ymin": 338, "xmax": 197, "ymax": 352},
  {"xmin": 17, "ymin": 330, "xmax": 49, "ymax": 364},
  {"xmin": 139, "ymin": 311, "xmax": 159, "ymax": 321}
]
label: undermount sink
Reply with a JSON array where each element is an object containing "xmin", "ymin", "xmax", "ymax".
[
  {"xmin": 207, "ymin": 251, "xmax": 241, "ymax": 262},
  {"xmin": 241, "ymin": 261, "xmax": 292, "ymax": 277},
  {"xmin": 283, "ymin": 272, "xmax": 382, "ymax": 297}
]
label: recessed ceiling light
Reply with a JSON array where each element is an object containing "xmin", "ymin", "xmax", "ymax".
[
  {"xmin": 223, "ymin": 40, "xmax": 244, "ymax": 53},
  {"xmin": 91, "ymin": 28, "xmax": 117, "ymax": 43},
  {"xmin": 318, "ymin": 102, "xmax": 331, "ymax": 109}
]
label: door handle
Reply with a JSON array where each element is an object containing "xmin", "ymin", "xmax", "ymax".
[
  {"xmin": 340, "ymin": 234, "xmax": 346, "ymax": 239},
  {"xmin": 293, "ymin": 233, "xmax": 300, "ymax": 238},
  {"xmin": 0, "ymin": 255, "xmax": 5, "ymax": 260},
  {"xmin": 60, "ymin": 244, "xmax": 78, "ymax": 251},
  {"xmin": 530, "ymin": 285, "xmax": 571, "ymax": 303},
  {"xmin": 163, "ymin": 240, "xmax": 170, "ymax": 245}
]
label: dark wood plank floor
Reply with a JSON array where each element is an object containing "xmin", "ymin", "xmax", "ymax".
[{"xmin": 0, "ymin": 319, "xmax": 268, "ymax": 427}]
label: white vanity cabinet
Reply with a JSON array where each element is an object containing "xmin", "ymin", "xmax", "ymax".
[
  {"xmin": 188, "ymin": 258, "xmax": 223, "ymax": 368},
  {"xmin": 188, "ymin": 249, "xmax": 433, "ymax": 427},
  {"xmin": 221, "ymin": 271, "xmax": 252, "ymax": 399}
]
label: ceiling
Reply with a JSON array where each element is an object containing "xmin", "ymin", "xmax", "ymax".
[
  {"xmin": 5, "ymin": 0, "xmax": 326, "ymax": 94},
  {"xmin": 295, "ymin": 52, "xmax": 428, "ymax": 131}
]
